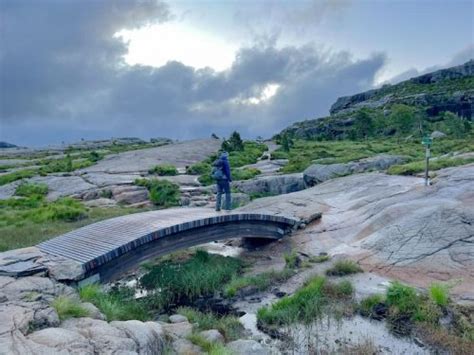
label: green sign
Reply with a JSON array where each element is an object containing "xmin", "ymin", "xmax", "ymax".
[{"xmin": 422, "ymin": 136, "xmax": 432, "ymax": 146}]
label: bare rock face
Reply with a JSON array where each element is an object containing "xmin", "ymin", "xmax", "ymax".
[
  {"xmin": 243, "ymin": 164, "xmax": 474, "ymax": 301},
  {"xmin": 234, "ymin": 173, "xmax": 305, "ymax": 195},
  {"xmin": 303, "ymin": 154, "xmax": 405, "ymax": 187},
  {"xmin": 82, "ymin": 139, "xmax": 222, "ymax": 174}
]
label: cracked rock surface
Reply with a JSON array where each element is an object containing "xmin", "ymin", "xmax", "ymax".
[{"xmin": 243, "ymin": 164, "xmax": 474, "ymax": 302}]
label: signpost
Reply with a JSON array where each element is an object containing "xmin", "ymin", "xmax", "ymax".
[{"xmin": 422, "ymin": 136, "xmax": 432, "ymax": 186}]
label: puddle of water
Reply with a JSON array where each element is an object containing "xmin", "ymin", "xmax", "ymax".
[{"xmin": 198, "ymin": 241, "xmax": 244, "ymax": 257}]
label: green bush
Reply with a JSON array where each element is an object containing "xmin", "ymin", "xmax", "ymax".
[
  {"xmin": 15, "ymin": 182, "xmax": 48, "ymax": 197},
  {"xmin": 52, "ymin": 296, "xmax": 90, "ymax": 321},
  {"xmin": 177, "ymin": 307, "xmax": 244, "ymax": 341},
  {"xmin": 326, "ymin": 260, "xmax": 363, "ymax": 276},
  {"xmin": 148, "ymin": 164, "xmax": 178, "ymax": 176},
  {"xmin": 283, "ymin": 250, "xmax": 300, "ymax": 269},
  {"xmin": 140, "ymin": 250, "xmax": 242, "ymax": 308},
  {"xmin": 135, "ymin": 178, "xmax": 180, "ymax": 207}
]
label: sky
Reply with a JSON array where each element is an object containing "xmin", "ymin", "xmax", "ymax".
[{"xmin": 0, "ymin": 0, "xmax": 473, "ymax": 147}]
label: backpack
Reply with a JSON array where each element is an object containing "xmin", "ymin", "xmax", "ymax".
[{"xmin": 211, "ymin": 165, "xmax": 226, "ymax": 180}]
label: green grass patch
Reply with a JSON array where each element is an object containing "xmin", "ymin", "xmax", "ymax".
[
  {"xmin": 387, "ymin": 156, "xmax": 474, "ymax": 175},
  {"xmin": 141, "ymin": 250, "xmax": 242, "ymax": 308},
  {"xmin": 52, "ymin": 296, "xmax": 90, "ymax": 321},
  {"xmin": 326, "ymin": 260, "xmax": 363, "ymax": 276},
  {"xmin": 273, "ymin": 137, "xmax": 474, "ymax": 174},
  {"xmin": 232, "ymin": 167, "xmax": 261, "ymax": 181},
  {"xmin": 135, "ymin": 178, "xmax": 180, "ymax": 207},
  {"xmin": 79, "ymin": 284, "xmax": 148, "ymax": 321},
  {"xmin": 148, "ymin": 164, "xmax": 178, "ymax": 176},
  {"xmin": 0, "ymin": 204, "xmax": 151, "ymax": 252},
  {"xmin": 257, "ymin": 276, "xmax": 354, "ymax": 327},
  {"xmin": 177, "ymin": 307, "xmax": 244, "ymax": 341},
  {"xmin": 0, "ymin": 169, "xmax": 37, "ymax": 186},
  {"xmin": 15, "ymin": 182, "xmax": 48, "ymax": 197},
  {"xmin": 283, "ymin": 250, "xmax": 300, "ymax": 269},
  {"xmin": 224, "ymin": 269, "xmax": 294, "ymax": 298}
]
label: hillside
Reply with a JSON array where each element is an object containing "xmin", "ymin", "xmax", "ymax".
[{"xmin": 280, "ymin": 60, "xmax": 473, "ymax": 140}]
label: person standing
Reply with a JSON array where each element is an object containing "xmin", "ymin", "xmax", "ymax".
[{"xmin": 212, "ymin": 151, "xmax": 232, "ymax": 211}]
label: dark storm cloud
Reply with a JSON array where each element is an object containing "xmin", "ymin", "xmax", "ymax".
[{"xmin": 1, "ymin": 0, "xmax": 384, "ymax": 145}]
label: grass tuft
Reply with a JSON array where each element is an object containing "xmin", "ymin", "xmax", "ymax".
[
  {"xmin": 187, "ymin": 334, "xmax": 232, "ymax": 355},
  {"xmin": 52, "ymin": 296, "xmax": 90, "ymax": 321},
  {"xmin": 429, "ymin": 283, "xmax": 450, "ymax": 307},
  {"xmin": 326, "ymin": 260, "xmax": 363, "ymax": 276},
  {"xmin": 135, "ymin": 178, "xmax": 180, "ymax": 207},
  {"xmin": 177, "ymin": 307, "xmax": 244, "ymax": 341},
  {"xmin": 79, "ymin": 284, "xmax": 148, "ymax": 321}
]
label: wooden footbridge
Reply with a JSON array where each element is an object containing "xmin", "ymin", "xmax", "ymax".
[{"xmin": 37, "ymin": 208, "xmax": 299, "ymax": 283}]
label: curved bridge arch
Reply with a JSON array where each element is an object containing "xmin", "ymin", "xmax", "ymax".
[{"xmin": 38, "ymin": 208, "xmax": 298, "ymax": 282}]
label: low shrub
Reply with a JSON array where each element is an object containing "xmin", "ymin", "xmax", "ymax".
[
  {"xmin": 148, "ymin": 164, "xmax": 178, "ymax": 176},
  {"xmin": 52, "ymin": 296, "xmax": 90, "ymax": 321},
  {"xmin": 326, "ymin": 260, "xmax": 363, "ymax": 276},
  {"xmin": 177, "ymin": 307, "xmax": 244, "ymax": 341},
  {"xmin": 135, "ymin": 178, "xmax": 180, "ymax": 207},
  {"xmin": 15, "ymin": 182, "xmax": 48, "ymax": 197}
]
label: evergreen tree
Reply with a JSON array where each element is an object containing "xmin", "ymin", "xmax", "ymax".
[
  {"xmin": 353, "ymin": 109, "xmax": 374, "ymax": 140},
  {"xmin": 389, "ymin": 104, "xmax": 415, "ymax": 143}
]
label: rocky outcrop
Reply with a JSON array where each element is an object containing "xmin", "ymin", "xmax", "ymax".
[
  {"xmin": 330, "ymin": 60, "xmax": 474, "ymax": 118},
  {"xmin": 303, "ymin": 154, "xmax": 405, "ymax": 186},
  {"xmin": 233, "ymin": 173, "xmax": 305, "ymax": 195},
  {"xmin": 0, "ymin": 271, "xmax": 165, "ymax": 355},
  {"xmin": 243, "ymin": 164, "xmax": 474, "ymax": 301}
]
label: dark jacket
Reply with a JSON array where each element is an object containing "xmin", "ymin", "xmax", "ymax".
[{"xmin": 214, "ymin": 156, "xmax": 232, "ymax": 182}]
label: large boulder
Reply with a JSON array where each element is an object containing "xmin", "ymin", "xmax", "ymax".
[
  {"xmin": 303, "ymin": 154, "xmax": 405, "ymax": 186},
  {"xmin": 233, "ymin": 173, "xmax": 305, "ymax": 195},
  {"xmin": 113, "ymin": 186, "xmax": 149, "ymax": 205}
]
